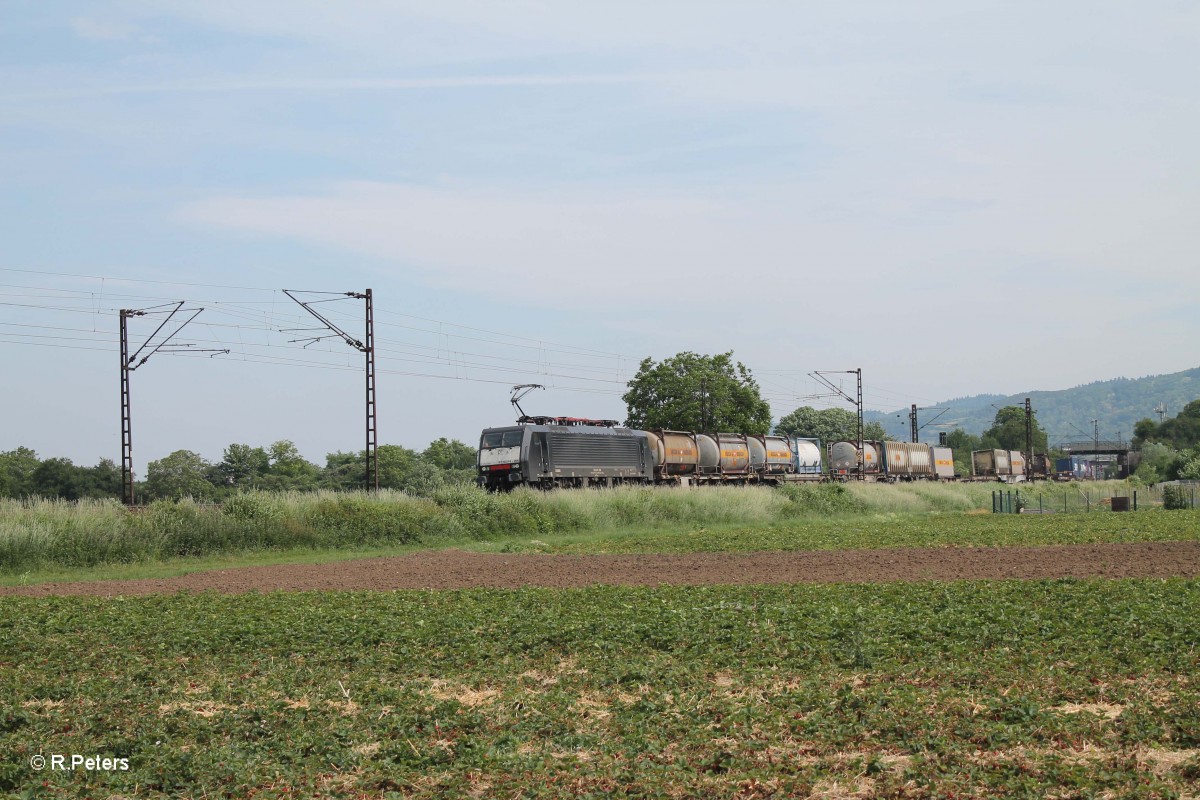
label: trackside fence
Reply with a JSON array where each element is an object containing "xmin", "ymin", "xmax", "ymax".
[{"xmin": 992, "ymin": 482, "xmax": 1199, "ymax": 514}]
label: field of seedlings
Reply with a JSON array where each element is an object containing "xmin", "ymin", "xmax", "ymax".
[
  {"xmin": 4, "ymin": 582, "xmax": 1199, "ymax": 797},
  {"xmin": 3, "ymin": 483, "xmax": 1199, "ymax": 797}
]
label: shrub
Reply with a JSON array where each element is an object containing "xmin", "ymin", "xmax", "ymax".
[{"xmin": 1163, "ymin": 485, "xmax": 1190, "ymax": 510}]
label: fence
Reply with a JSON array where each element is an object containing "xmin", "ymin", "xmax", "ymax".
[{"xmin": 992, "ymin": 483, "xmax": 1199, "ymax": 514}]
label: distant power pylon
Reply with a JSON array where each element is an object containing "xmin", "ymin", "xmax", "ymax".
[{"xmin": 1154, "ymin": 403, "xmax": 1167, "ymax": 424}]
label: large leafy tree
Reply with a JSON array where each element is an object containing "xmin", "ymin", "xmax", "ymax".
[
  {"xmin": 0, "ymin": 446, "xmax": 41, "ymax": 497},
  {"xmin": 30, "ymin": 457, "xmax": 87, "ymax": 500},
  {"xmin": 623, "ymin": 351, "xmax": 771, "ymax": 434},
  {"xmin": 145, "ymin": 450, "xmax": 216, "ymax": 501},
  {"xmin": 982, "ymin": 406, "xmax": 1048, "ymax": 452},
  {"xmin": 260, "ymin": 440, "xmax": 320, "ymax": 491},
  {"xmin": 422, "ymin": 438, "xmax": 476, "ymax": 471},
  {"xmin": 774, "ymin": 406, "xmax": 887, "ymax": 443},
  {"xmin": 217, "ymin": 443, "xmax": 270, "ymax": 488}
]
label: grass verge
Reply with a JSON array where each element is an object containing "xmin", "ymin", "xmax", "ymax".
[{"xmin": 0, "ymin": 481, "xmax": 1162, "ymax": 576}]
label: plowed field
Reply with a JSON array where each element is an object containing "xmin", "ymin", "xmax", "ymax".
[{"xmin": 5, "ymin": 540, "xmax": 1199, "ymax": 596}]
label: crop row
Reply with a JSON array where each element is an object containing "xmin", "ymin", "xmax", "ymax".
[{"xmin": 3, "ymin": 580, "xmax": 1198, "ymax": 797}]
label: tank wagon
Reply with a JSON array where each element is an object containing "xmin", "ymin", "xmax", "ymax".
[
  {"xmin": 791, "ymin": 437, "xmax": 823, "ymax": 477},
  {"xmin": 971, "ymin": 449, "xmax": 1027, "ymax": 482},
  {"xmin": 829, "ymin": 440, "xmax": 956, "ymax": 482},
  {"xmin": 479, "ymin": 419, "xmax": 827, "ymax": 490}
]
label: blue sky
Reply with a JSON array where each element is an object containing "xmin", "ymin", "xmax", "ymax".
[{"xmin": 2, "ymin": 2, "xmax": 1198, "ymax": 473}]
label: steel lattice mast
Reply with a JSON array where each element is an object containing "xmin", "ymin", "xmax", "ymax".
[{"xmin": 284, "ymin": 289, "xmax": 378, "ymax": 491}]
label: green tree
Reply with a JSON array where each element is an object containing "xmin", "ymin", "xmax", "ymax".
[
  {"xmin": 623, "ymin": 351, "xmax": 771, "ymax": 434},
  {"xmin": 1134, "ymin": 441, "xmax": 1178, "ymax": 484},
  {"xmin": 378, "ymin": 445, "xmax": 445, "ymax": 494},
  {"xmin": 774, "ymin": 406, "xmax": 887, "ymax": 443},
  {"xmin": 82, "ymin": 458, "xmax": 123, "ymax": 499},
  {"xmin": 321, "ymin": 450, "xmax": 363, "ymax": 491},
  {"xmin": 1134, "ymin": 400, "xmax": 1200, "ymax": 450},
  {"xmin": 982, "ymin": 406, "xmax": 1048, "ymax": 452},
  {"xmin": 1177, "ymin": 447, "xmax": 1200, "ymax": 481},
  {"xmin": 30, "ymin": 457, "xmax": 87, "ymax": 500},
  {"xmin": 422, "ymin": 438, "xmax": 476, "ymax": 471},
  {"xmin": 0, "ymin": 446, "xmax": 41, "ymax": 497},
  {"xmin": 145, "ymin": 450, "xmax": 216, "ymax": 501},
  {"xmin": 217, "ymin": 443, "xmax": 270, "ymax": 488},
  {"xmin": 262, "ymin": 440, "xmax": 320, "ymax": 490},
  {"xmin": 944, "ymin": 428, "xmax": 984, "ymax": 477}
]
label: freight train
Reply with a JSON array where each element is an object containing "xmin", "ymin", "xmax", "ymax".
[
  {"xmin": 477, "ymin": 416, "xmax": 826, "ymax": 491},
  {"xmin": 826, "ymin": 440, "xmax": 956, "ymax": 481},
  {"xmin": 477, "ymin": 415, "xmax": 1049, "ymax": 490}
]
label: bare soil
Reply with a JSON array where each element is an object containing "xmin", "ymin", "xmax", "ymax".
[{"xmin": 3, "ymin": 541, "xmax": 1199, "ymax": 597}]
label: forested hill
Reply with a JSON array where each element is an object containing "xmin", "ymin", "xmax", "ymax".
[{"xmin": 866, "ymin": 366, "xmax": 1200, "ymax": 445}]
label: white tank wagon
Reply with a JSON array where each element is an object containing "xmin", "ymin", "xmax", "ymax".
[{"xmin": 789, "ymin": 437, "xmax": 823, "ymax": 478}]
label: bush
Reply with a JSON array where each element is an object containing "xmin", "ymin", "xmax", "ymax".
[{"xmin": 1162, "ymin": 485, "xmax": 1191, "ymax": 510}]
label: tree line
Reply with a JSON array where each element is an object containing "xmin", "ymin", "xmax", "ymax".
[
  {"xmin": 0, "ymin": 438, "xmax": 478, "ymax": 502},
  {"xmin": 8, "ymin": 350, "xmax": 1195, "ymax": 500},
  {"xmin": 1132, "ymin": 400, "xmax": 1200, "ymax": 482}
]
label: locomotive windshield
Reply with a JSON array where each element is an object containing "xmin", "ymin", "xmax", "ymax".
[{"xmin": 481, "ymin": 430, "xmax": 523, "ymax": 449}]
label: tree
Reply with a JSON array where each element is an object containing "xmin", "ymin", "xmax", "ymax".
[
  {"xmin": 321, "ymin": 450, "xmax": 363, "ymax": 491},
  {"xmin": 1134, "ymin": 400, "xmax": 1200, "ymax": 450},
  {"xmin": 774, "ymin": 406, "xmax": 887, "ymax": 443},
  {"xmin": 623, "ymin": 351, "xmax": 771, "ymax": 434},
  {"xmin": 422, "ymin": 438, "xmax": 476, "ymax": 471},
  {"xmin": 0, "ymin": 446, "xmax": 41, "ymax": 498},
  {"xmin": 82, "ymin": 458, "xmax": 123, "ymax": 499},
  {"xmin": 1177, "ymin": 447, "xmax": 1200, "ymax": 481},
  {"xmin": 982, "ymin": 406, "xmax": 1048, "ymax": 452},
  {"xmin": 943, "ymin": 428, "xmax": 984, "ymax": 477},
  {"xmin": 30, "ymin": 457, "xmax": 87, "ymax": 500},
  {"xmin": 261, "ymin": 440, "xmax": 319, "ymax": 490},
  {"xmin": 144, "ymin": 450, "xmax": 216, "ymax": 501},
  {"xmin": 217, "ymin": 443, "xmax": 270, "ymax": 488},
  {"xmin": 378, "ymin": 445, "xmax": 445, "ymax": 494}
]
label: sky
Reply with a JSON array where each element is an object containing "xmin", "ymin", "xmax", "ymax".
[{"xmin": 2, "ymin": 1, "xmax": 1198, "ymax": 474}]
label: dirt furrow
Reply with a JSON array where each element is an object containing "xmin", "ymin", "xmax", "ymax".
[{"xmin": 3, "ymin": 541, "xmax": 1199, "ymax": 597}]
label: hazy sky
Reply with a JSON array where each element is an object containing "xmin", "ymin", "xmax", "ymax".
[{"xmin": 2, "ymin": 2, "xmax": 1198, "ymax": 473}]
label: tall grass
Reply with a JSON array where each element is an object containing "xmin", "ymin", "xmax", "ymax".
[{"xmin": 0, "ymin": 481, "xmax": 1136, "ymax": 573}]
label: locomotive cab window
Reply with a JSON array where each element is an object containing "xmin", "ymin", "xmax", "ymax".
[{"xmin": 481, "ymin": 431, "xmax": 523, "ymax": 449}]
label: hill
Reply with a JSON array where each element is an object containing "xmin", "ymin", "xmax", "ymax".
[{"xmin": 866, "ymin": 366, "xmax": 1200, "ymax": 446}]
